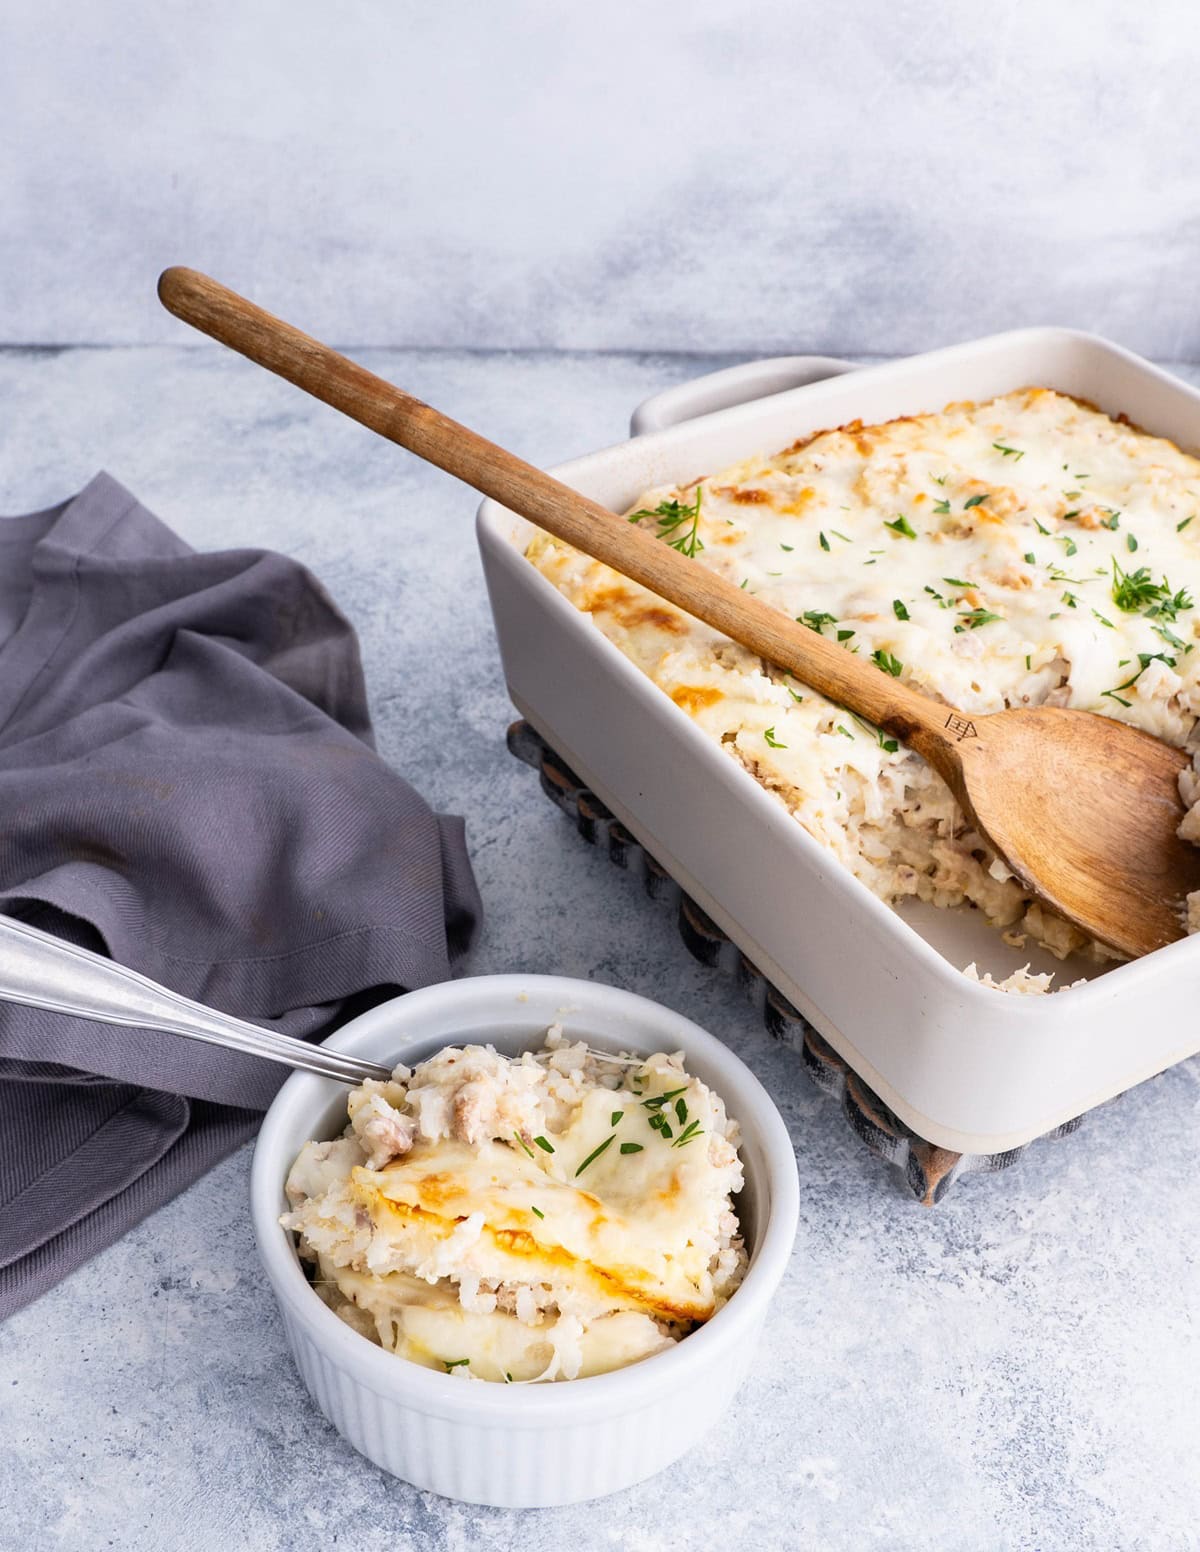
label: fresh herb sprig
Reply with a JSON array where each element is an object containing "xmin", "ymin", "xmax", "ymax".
[
  {"xmin": 1111, "ymin": 561, "xmax": 1194, "ymax": 622},
  {"xmin": 959, "ymin": 606, "xmax": 1003, "ymax": 629},
  {"xmin": 574, "ymin": 1134, "xmax": 616, "ymax": 1176},
  {"xmin": 629, "ymin": 487, "xmax": 704, "ymax": 557},
  {"xmin": 1102, "ymin": 650, "xmax": 1178, "ymax": 704},
  {"xmin": 871, "ymin": 649, "xmax": 903, "ymax": 677}
]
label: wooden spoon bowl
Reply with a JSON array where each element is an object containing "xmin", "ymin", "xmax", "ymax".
[{"xmin": 157, "ymin": 267, "xmax": 1200, "ymax": 961}]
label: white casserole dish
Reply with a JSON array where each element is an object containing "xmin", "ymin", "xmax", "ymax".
[
  {"xmin": 251, "ymin": 975, "xmax": 799, "ymax": 1507},
  {"xmin": 477, "ymin": 329, "xmax": 1200, "ymax": 1156}
]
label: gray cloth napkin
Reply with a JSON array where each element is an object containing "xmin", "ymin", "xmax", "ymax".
[{"xmin": 0, "ymin": 473, "xmax": 481, "ymax": 1318}]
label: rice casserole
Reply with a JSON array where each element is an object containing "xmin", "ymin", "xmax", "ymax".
[
  {"xmin": 282, "ymin": 1027, "xmax": 746, "ymax": 1383},
  {"xmin": 527, "ymin": 388, "xmax": 1200, "ymax": 989}
]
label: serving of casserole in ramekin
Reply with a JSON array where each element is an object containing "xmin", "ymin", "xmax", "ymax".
[
  {"xmin": 477, "ymin": 330, "xmax": 1200, "ymax": 1156},
  {"xmin": 251, "ymin": 975, "xmax": 799, "ymax": 1507}
]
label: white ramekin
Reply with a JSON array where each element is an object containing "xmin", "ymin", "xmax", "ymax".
[{"xmin": 250, "ymin": 974, "xmax": 799, "ymax": 1508}]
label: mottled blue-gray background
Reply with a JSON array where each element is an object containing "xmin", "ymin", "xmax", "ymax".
[
  {"xmin": 5, "ymin": 0, "xmax": 1200, "ymax": 355},
  {"xmin": 3, "ymin": 8, "xmax": 1200, "ymax": 1551}
]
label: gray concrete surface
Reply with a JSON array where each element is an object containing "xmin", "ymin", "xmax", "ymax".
[{"xmin": 0, "ymin": 345, "xmax": 1197, "ymax": 1551}]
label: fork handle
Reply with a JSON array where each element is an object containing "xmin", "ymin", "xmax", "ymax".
[{"xmin": 0, "ymin": 915, "xmax": 392, "ymax": 1086}]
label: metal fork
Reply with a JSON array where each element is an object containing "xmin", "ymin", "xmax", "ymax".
[{"xmin": 0, "ymin": 914, "xmax": 392, "ymax": 1086}]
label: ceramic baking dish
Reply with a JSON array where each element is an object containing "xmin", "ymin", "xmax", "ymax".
[{"xmin": 476, "ymin": 330, "xmax": 1200, "ymax": 1155}]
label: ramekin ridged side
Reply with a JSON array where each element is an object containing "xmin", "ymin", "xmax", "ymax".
[
  {"xmin": 251, "ymin": 974, "xmax": 798, "ymax": 1508},
  {"xmin": 280, "ymin": 1304, "xmax": 762, "ymax": 1506}
]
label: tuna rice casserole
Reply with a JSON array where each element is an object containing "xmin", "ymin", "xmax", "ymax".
[
  {"xmin": 528, "ymin": 388, "xmax": 1200, "ymax": 990},
  {"xmin": 282, "ymin": 1027, "xmax": 746, "ymax": 1383}
]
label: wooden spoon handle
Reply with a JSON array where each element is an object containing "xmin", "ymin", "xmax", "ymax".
[{"xmin": 158, "ymin": 268, "xmax": 954, "ymax": 746}]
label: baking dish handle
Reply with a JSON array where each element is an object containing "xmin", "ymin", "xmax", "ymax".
[{"xmin": 630, "ymin": 354, "xmax": 858, "ymax": 436}]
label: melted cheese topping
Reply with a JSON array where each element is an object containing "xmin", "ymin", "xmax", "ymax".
[
  {"xmin": 528, "ymin": 388, "xmax": 1200, "ymax": 975},
  {"xmin": 282, "ymin": 1034, "xmax": 745, "ymax": 1382}
]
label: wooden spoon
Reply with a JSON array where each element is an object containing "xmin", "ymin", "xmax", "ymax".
[{"xmin": 157, "ymin": 267, "xmax": 1200, "ymax": 961}]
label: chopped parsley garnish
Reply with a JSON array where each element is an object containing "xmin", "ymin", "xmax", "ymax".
[
  {"xmin": 780, "ymin": 542, "xmax": 794, "ymax": 552},
  {"xmin": 642, "ymin": 1086, "xmax": 687, "ymax": 1110},
  {"xmin": 1178, "ymin": 516, "xmax": 1194, "ymax": 532},
  {"xmin": 1059, "ymin": 536, "xmax": 1078, "ymax": 557},
  {"xmin": 513, "ymin": 1131, "xmax": 535, "ymax": 1160},
  {"xmin": 675, "ymin": 1098, "xmax": 688, "ymax": 1125},
  {"xmin": 932, "ymin": 498, "xmax": 951, "ymax": 514},
  {"xmin": 531, "ymin": 1206, "xmax": 545, "ymax": 1219},
  {"xmin": 1153, "ymin": 621, "xmax": 1188, "ymax": 651},
  {"xmin": 763, "ymin": 726, "xmax": 786, "ymax": 748},
  {"xmin": 993, "ymin": 442, "xmax": 1025, "ymax": 460},
  {"xmin": 819, "ymin": 531, "xmax": 831, "ymax": 552},
  {"xmin": 610, "ymin": 1110, "xmax": 623, "ymax": 1127},
  {"xmin": 831, "ymin": 530, "xmax": 852, "ymax": 543},
  {"xmin": 963, "ymin": 494, "xmax": 988, "ymax": 510},
  {"xmin": 1101, "ymin": 509, "xmax": 1121, "ymax": 530},
  {"xmin": 1062, "ymin": 510, "xmax": 1080, "ymax": 521},
  {"xmin": 892, "ymin": 599, "xmax": 910, "ymax": 620},
  {"xmin": 1127, "ymin": 533, "xmax": 1138, "ymax": 552},
  {"xmin": 943, "ymin": 577, "xmax": 979, "ymax": 589},
  {"xmin": 1024, "ymin": 552, "xmax": 1037, "ymax": 564},
  {"xmin": 1062, "ymin": 591, "xmax": 1078, "ymax": 608},
  {"xmin": 575, "ymin": 1134, "xmax": 616, "ymax": 1176},
  {"xmin": 1034, "ymin": 518, "xmax": 1051, "ymax": 535},
  {"xmin": 786, "ymin": 686, "xmax": 805, "ymax": 703},
  {"xmin": 885, "ymin": 515, "xmax": 917, "ymax": 539},
  {"xmin": 1111, "ymin": 561, "xmax": 1194, "ymax": 621},
  {"xmin": 800, "ymin": 610, "xmax": 837, "ymax": 634},
  {"xmin": 836, "ymin": 724, "xmax": 854, "ymax": 739},
  {"xmin": 629, "ymin": 488, "xmax": 704, "ymax": 557},
  {"xmin": 960, "ymin": 607, "xmax": 1002, "ymax": 628},
  {"xmin": 872, "ymin": 649, "xmax": 903, "ymax": 677},
  {"xmin": 836, "ymin": 628, "xmax": 855, "ymax": 642},
  {"xmin": 1025, "ymin": 654, "xmax": 1032, "ymax": 670},
  {"xmin": 619, "ymin": 1142, "xmax": 643, "ymax": 1154},
  {"xmin": 1092, "ymin": 609, "xmax": 1115, "ymax": 628},
  {"xmin": 672, "ymin": 1119, "xmax": 704, "ymax": 1148},
  {"xmin": 1104, "ymin": 651, "xmax": 1177, "ymax": 700},
  {"xmin": 1102, "ymin": 692, "xmax": 1132, "ymax": 707},
  {"xmin": 533, "ymin": 1135, "xmax": 555, "ymax": 1153},
  {"xmin": 445, "ymin": 1358, "xmax": 470, "ymax": 1371},
  {"xmin": 850, "ymin": 712, "xmax": 899, "ymax": 754}
]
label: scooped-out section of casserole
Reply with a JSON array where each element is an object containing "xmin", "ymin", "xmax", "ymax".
[
  {"xmin": 526, "ymin": 388, "xmax": 1200, "ymax": 990},
  {"xmin": 282, "ymin": 1027, "xmax": 746, "ymax": 1382}
]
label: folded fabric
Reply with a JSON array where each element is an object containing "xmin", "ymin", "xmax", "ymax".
[{"xmin": 0, "ymin": 473, "xmax": 481, "ymax": 1318}]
